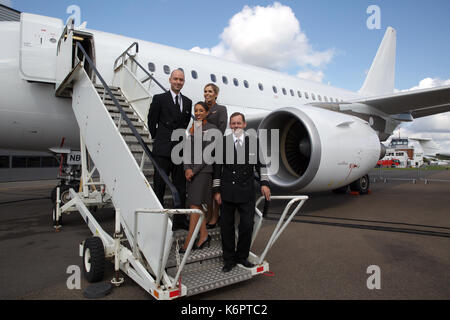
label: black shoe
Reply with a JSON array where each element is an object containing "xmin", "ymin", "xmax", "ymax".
[
  {"xmin": 206, "ymin": 217, "xmax": 220, "ymax": 229},
  {"xmin": 237, "ymin": 259, "xmax": 255, "ymax": 268},
  {"xmin": 178, "ymin": 247, "xmax": 187, "ymax": 254},
  {"xmin": 194, "ymin": 235, "xmax": 211, "ymax": 250},
  {"xmin": 222, "ymin": 262, "xmax": 236, "ymax": 273},
  {"xmin": 206, "ymin": 223, "xmax": 217, "ymax": 229}
]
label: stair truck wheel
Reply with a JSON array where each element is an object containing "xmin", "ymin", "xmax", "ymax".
[
  {"xmin": 82, "ymin": 237, "xmax": 105, "ymax": 283},
  {"xmin": 349, "ymin": 174, "xmax": 370, "ymax": 194}
]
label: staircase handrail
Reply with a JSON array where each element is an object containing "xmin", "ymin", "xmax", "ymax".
[
  {"xmin": 75, "ymin": 42, "xmax": 181, "ymax": 208},
  {"xmin": 114, "ymin": 42, "xmax": 167, "ymax": 94}
]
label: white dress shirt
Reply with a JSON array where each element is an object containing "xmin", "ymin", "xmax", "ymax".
[{"xmin": 170, "ymin": 89, "xmax": 183, "ymax": 112}]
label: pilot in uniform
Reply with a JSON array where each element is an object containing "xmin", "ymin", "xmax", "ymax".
[{"xmin": 213, "ymin": 112, "xmax": 270, "ymax": 272}]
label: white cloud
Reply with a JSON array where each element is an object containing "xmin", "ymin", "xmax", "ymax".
[
  {"xmin": 190, "ymin": 2, "xmax": 334, "ymax": 73},
  {"xmin": 296, "ymin": 70, "xmax": 325, "ymax": 83},
  {"xmin": 394, "ymin": 78, "xmax": 450, "ymax": 150}
]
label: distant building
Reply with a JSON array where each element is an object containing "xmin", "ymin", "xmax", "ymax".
[
  {"xmin": 379, "ymin": 137, "xmax": 423, "ymax": 168},
  {"xmin": 0, "ymin": 149, "xmax": 59, "ymax": 182}
]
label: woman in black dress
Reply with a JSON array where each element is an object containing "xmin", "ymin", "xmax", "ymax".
[{"xmin": 180, "ymin": 102, "xmax": 218, "ymax": 252}]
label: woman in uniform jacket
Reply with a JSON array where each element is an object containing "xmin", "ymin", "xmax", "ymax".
[
  {"xmin": 180, "ymin": 101, "xmax": 218, "ymax": 253},
  {"xmin": 204, "ymin": 83, "xmax": 228, "ymax": 228}
]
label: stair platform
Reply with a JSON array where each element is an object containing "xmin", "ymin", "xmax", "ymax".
[{"xmin": 166, "ymin": 257, "xmax": 253, "ymax": 297}]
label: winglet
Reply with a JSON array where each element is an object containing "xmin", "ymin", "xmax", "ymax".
[{"xmin": 359, "ymin": 27, "xmax": 397, "ymax": 97}]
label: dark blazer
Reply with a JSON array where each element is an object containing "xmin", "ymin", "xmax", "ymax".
[
  {"xmin": 213, "ymin": 133, "xmax": 269, "ymax": 203},
  {"xmin": 148, "ymin": 91, "xmax": 192, "ymax": 157},
  {"xmin": 206, "ymin": 103, "xmax": 228, "ymax": 135}
]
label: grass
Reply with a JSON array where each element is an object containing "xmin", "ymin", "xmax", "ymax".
[{"xmin": 373, "ymin": 166, "xmax": 449, "ymax": 171}]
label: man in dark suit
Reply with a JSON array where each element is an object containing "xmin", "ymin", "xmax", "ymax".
[
  {"xmin": 213, "ymin": 112, "xmax": 271, "ymax": 272},
  {"xmin": 148, "ymin": 69, "xmax": 192, "ymax": 229}
]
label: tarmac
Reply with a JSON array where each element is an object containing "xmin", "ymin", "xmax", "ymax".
[{"xmin": 0, "ymin": 168, "xmax": 449, "ymax": 300}]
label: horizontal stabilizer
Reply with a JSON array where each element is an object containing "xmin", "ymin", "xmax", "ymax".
[{"xmin": 353, "ymin": 85, "xmax": 450, "ymax": 118}]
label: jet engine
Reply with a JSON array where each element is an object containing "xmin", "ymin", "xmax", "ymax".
[{"xmin": 258, "ymin": 106, "xmax": 382, "ymax": 192}]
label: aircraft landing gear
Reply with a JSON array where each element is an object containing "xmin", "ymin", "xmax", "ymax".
[{"xmin": 349, "ymin": 174, "xmax": 370, "ymax": 195}]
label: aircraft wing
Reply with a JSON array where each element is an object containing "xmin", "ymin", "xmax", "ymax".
[{"xmin": 353, "ymin": 85, "xmax": 450, "ymax": 118}]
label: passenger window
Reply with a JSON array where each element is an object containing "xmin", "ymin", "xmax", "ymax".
[
  {"xmin": 273, "ymin": 86, "xmax": 278, "ymax": 94},
  {"xmin": 329, "ymin": 97, "xmax": 333, "ymax": 102},
  {"xmin": 318, "ymin": 95, "xmax": 322, "ymax": 101},
  {"xmin": 233, "ymin": 78, "xmax": 239, "ymax": 86},
  {"xmin": 163, "ymin": 65, "xmax": 170, "ymax": 75},
  {"xmin": 297, "ymin": 91, "xmax": 302, "ymax": 98},
  {"xmin": 258, "ymin": 83, "xmax": 264, "ymax": 91},
  {"xmin": 290, "ymin": 89, "xmax": 294, "ymax": 96},
  {"xmin": 222, "ymin": 76, "xmax": 228, "ymax": 85},
  {"xmin": 191, "ymin": 70, "xmax": 198, "ymax": 79},
  {"xmin": 311, "ymin": 93, "xmax": 316, "ymax": 100},
  {"xmin": 324, "ymin": 96, "xmax": 328, "ymax": 102},
  {"xmin": 210, "ymin": 74, "xmax": 217, "ymax": 82},
  {"xmin": 282, "ymin": 88, "xmax": 287, "ymax": 95},
  {"xmin": 305, "ymin": 92, "xmax": 309, "ymax": 99},
  {"xmin": 148, "ymin": 62, "xmax": 155, "ymax": 72},
  {"xmin": 244, "ymin": 80, "xmax": 249, "ymax": 88}
]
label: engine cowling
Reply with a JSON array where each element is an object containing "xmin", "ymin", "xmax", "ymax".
[{"xmin": 258, "ymin": 106, "xmax": 381, "ymax": 192}]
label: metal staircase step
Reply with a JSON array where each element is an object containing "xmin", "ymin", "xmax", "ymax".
[
  {"xmin": 94, "ymin": 84, "xmax": 120, "ymax": 91},
  {"xmin": 123, "ymin": 135, "xmax": 151, "ymax": 145},
  {"xmin": 114, "ymin": 118, "xmax": 144, "ymax": 128},
  {"xmin": 119, "ymin": 126, "xmax": 149, "ymax": 137},
  {"xmin": 166, "ymin": 229, "xmax": 222, "ymax": 268},
  {"xmin": 106, "ymin": 105, "xmax": 134, "ymax": 114},
  {"xmin": 96, "ymin": 86, "xmax": 120, "ymax": 93},
  {"xmin": 129, "ymin": 143, "xmax": 152, "ymax": 153},
  {"xmin": 166, "ymin": 257, "xmax": 253, "ymax": 297},
  {"xmin": 110, "ymin": 112, "xmax": 140, "ymax": 121},
  {"xmin": 103, "ymin": 96, "xmax": 127, "ymax": 103}
]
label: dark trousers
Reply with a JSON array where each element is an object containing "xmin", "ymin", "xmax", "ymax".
[
  {"xmin": 220, "ymin": 199, "xmax": 255, "ymax": 264},
  {"xmin": 153, "ymin": 155, "xmax": 187, "ymax": 224}
]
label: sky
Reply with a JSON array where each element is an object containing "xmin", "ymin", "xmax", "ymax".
[{"xmin": 5, "ymin": 0, "xmax": 450, "ymax": 149}]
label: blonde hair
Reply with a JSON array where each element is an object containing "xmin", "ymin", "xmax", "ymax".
[{"xmin": 205, "ymin": 83, "xmax": 220, "ymax": 96}]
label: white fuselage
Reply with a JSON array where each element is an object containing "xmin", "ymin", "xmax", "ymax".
[{"xmin": 0, "ymin": 19, "xmax": 374, "ymax": 153}]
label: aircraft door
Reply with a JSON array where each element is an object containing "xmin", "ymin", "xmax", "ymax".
[
  {"xmin": 55, "ymin": 19, "xmax": 74, "ymax": 91},
  {"xmin": 19, "ymin": 13, "xmax": 63, "ymax": 83}
]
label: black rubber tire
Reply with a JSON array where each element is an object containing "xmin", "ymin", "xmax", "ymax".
[
  {"xmin": 82, "ymin": 237, "xmax": 105, "ymax": 283},
  {"xmin": 51, "ymin": 184, "xmax": 78, "ymax": 204},
  {"xmin": 349, "ymin": 174, "xmax": 370, "ymax": 195}
]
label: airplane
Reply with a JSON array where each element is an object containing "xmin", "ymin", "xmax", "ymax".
[
  {"xmin": 410, "ymin": 137, "xmax": 450, "ymax": 164},
  {"xmin": 1, "ymin": 10, "xmax": 450, "ymax": 196}
]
